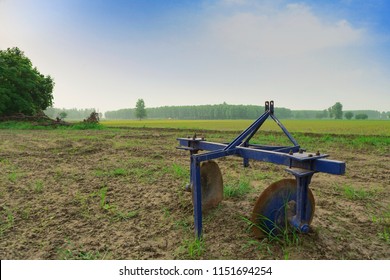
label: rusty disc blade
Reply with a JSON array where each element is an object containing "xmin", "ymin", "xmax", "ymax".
[
  {"xmin": 192, "ymin": 160, "xmax": 223, "ymax": 212},
  {"xmin": 251, "ymin": 179, "xmax": 315, "ymax": 237}
]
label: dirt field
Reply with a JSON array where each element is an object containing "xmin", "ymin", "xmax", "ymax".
[{"xmin": 0, "ymin": 127, "xmax": 389, "ymax": 259}]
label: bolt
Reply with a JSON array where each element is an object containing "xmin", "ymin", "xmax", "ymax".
[
  {"xmin": 185, "ymin": 183, "xmax": 192, "ymax": 192},
  {"xmin": 289, "ymin": 150, "xmax": 293, "ymax": 155},
  {"xmin": 300, "ymin": 224, "xmax": 310, "ymax": 233},
  {"xmin": 316, "ymin": 150, "xmax": 320, "ymax": 156},
  {"xmin": 299, "ymin": 149, "xmax": 303, "ymax": 154},
  {"xmin": 308, "ymin": 154, "xmax": 313, "ymax": 157}
]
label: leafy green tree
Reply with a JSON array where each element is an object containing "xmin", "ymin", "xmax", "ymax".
[
  {"xmin": 0, "ymin": 47, "xmax": 54, "ymax": 116},
  {"xmin": 344, "ymin": 111, "xmax": 354, "ymax": 120},
  {"xmin": 135, "ymin": 99, "xmax": 146, "ymax": 120},
  {"xmin": 329, "ymin": 102, "xmax": 343, "ymax": 119}
]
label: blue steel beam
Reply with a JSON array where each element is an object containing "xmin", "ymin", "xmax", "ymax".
[
  {"xmin": 223, "ymin": 110, "xmax": 270, "ymax": 151},
  {"xmin": 269, "ymin": 114, "xmax": 299, "ymax": 146},
  {"xmin": 178, "ymin": 139, "xmax": 346, "ymax": 175}
]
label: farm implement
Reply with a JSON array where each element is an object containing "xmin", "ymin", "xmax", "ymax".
[{"xmin": 177, "ymin": 101, "xmax": 346, "ymax": 238}]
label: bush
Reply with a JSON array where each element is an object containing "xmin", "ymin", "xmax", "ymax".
[{"xmin": 355, "ymin": 113, "xmax": 368, "ymax": 120}]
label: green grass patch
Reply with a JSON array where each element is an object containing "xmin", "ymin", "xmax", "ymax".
[
  {"xmin": 0, "ymin": 121, "xmax": 104, "ymax": 130},
  {"xmin": 0, "ymin": 206, "xmax": 14, "ymax": 236},
  {"xmin": 95, "ymin": 186, "xmax": 138, "ymax": 221},
  {"xmin": 112, "ymin": 210, "xmax": 138, "ymax": 221},
  {"xmin": 0, "ymin": 121, "xmax": 51, "ymax": 130},
  {"xmin": 178, "ymin": 238, "xmax": 205, "ymax": 259},
  {"xmin": 224, "ymin": 179, "xmax": 251, "ymax": 198},
  {"xmin": 67, "ymin": 122, "xmax": 104, "ymax": 130},
  {"xmin": 172, "ymin": 163, "xmax": 189, "ymax": 179},
  {"xmin": 112, "ymin": 168, "xmax": 127, "ymax": 176},
  {"xmin": 338, "ymin": 184, "xmax": 375, "ymax": 200},
  {"xmin": 33, "ymin": 180, "xmax": 44, "ymax": 193},
  {"xmin": 378, "ymin": 226, "xmax": 390, "ymax": 244},
  {"xmin": 57, "ymin": 240, "xmax": 106, "ymax": 260}
]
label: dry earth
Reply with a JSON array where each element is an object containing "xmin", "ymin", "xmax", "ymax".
[{"xmin": 0, "ymin": 128, "xmax": 389, "ymax": 259}]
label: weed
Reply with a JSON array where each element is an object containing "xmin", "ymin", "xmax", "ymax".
[
  {"xmin": 112, "ymin": 168, "xmax": 127, "ymax": 176},
  {"xmin": 98, "ymin": 186, "xmax": 109, "ymax": 209},
  {"xmin": 112, "ymin": 210, "xmax": 138, "ymax": 221},
  {"xmin": 242, "ymin": 213, "xmax": 301, "ymax": 246},
  {"xmin": 0, "ymin": 206, "xmax": 14, "ymax": 236},
  {"xmin": 172, "ymin": 163, "xmax": 189, "ymax": 179},
  {"xmin": 21, "ymin": 208, "xmax": 31, "ymax": 220},
  {"xmin": 243, "ymin": 239, "xmax": 275, "ymax": 256},
  {"xmin": 73, "ymin": 191, "xmax": 92, "ymax": 218},
  {"xmin": 8, "ymin": 172, "xmax": 18, "ymax": 182},
  {"xmin": 163, "ymin": 207, "xmax": 171, "ymax": 219},
  {"xmin": 174, "ymin": 219, "xmax": 190, "ymax": 231},
  {"xmin": 179, "ymin": 238, "xmax": 205, "ymax": 259},
  {"xmin": 283, "ymin": 248, "xmax": 290, "ymax": 260},
  {"xmin": 338, "ymin": 184, "xmax": 374, "ymax": 200},
  {"xmin": 371, "ymin": 208, "xmax": 390, "ymax": 244},
  {"xmin": 242, "ymin": 214, "xmax": 303, "ymax": 260},
  {"xmin": 33, "ymin": 180, "xmax": 44, "ymax": 193},
  {"xmin": 224, "ymin": 179, "xmax": 251, "ymax": 198},
  {"xmin": 95, "ymin": 186, "xmax": 138, "ymax": 221},
  {"xmin": 57, "ymin": 240, "xmax": 105, "ymax": 260},
  {"xmin": 94, "ymin": 170, "xmax": 105, "ymax": 177},
  {"xmin": 378, "ymin": 226, "xmax": 390, "ymax": 244},
  {"xmin": 252, "ymin": 172, "xmax": 271, "ymax": 180}
]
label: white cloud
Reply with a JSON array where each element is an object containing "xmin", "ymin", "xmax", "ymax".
[{"xmin": 207, "ymin": 2, "xmax": 364, "ymax": 59}]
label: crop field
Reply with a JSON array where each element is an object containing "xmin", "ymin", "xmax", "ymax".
[
  {"xmin": 102, "ymin": 119, "xmax": 390, "ymax": 136},
  {"xmin": 0, "ymin": 121, "xmax": 389, "ymax": 260}
]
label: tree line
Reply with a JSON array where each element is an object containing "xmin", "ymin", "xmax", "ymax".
[
  {"xmin": 105, "ymin": 103, "xmax": 294, "ymax": 120},
  {"xmin": 104, "ymin": 103, "xmax": 389, "ymax": 120}
]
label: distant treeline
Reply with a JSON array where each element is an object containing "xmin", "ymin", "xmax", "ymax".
[
  {"xmin": 104, "ymin": 104, "xmax": 389, "ymax": 120},
  {"xmin": 43, "ymin": 105, "xmax": 389, "ymax": 120},
  {"xmin": 44, "ymin": 108, "xmax": 99, "ymax": 120},
  {"xmin": 105, "ymin": 104, "xmax": 293, "ymax": 120}
]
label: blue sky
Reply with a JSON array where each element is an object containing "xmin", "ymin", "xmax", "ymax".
[{"xmin": 1, "ymin": 0, "xmax": 389, "ymax": 112}]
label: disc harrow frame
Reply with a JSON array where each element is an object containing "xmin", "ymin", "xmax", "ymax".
[{"xmin": 177, "ymin": 101, "xmax": 346, "ymax": 238}]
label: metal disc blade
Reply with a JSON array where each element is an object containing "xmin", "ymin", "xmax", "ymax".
[
  {"xmin": 251, "ymin": 179, "xmax": 315, "ymax": 237},
  {"xmin": 193, "ymin": 160, "xmax": 223, "ymax": 212}
]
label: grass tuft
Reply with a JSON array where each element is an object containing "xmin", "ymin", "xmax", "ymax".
[
  {"xmin": 179, "ymin": 238, "xmax": 205, "ymax": 259},
  {"xmin": 172, "ymin": 163, "xmax": 189, "ymax": 179},
  {"xmin": 0, "ymin": 206, "xmax": 15, "ymax": 236},
  {"xmin": 57, "ymin": 240, "xmax": 106, "ymax": 260},
  {"xmin": 224, "ymin": 179, "xmax": 251, "ymax": 198},
  {"xmin": 339, "ymin": 184, "xmax": 374, "ymax": 200}
]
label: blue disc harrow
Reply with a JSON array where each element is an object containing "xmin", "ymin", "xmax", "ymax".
[{"xmin": 177, "ymin": 101, "xmax": 346, "ymax": 238}]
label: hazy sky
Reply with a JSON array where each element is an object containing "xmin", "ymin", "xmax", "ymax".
[{"xmin": 1, "ymin": 0, "xmax": 389, "ymax": 112}]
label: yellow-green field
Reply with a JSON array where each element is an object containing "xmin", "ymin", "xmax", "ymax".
[{"xmin": 101, "ymin": 119, "xmax": 390, "ymax": 136}]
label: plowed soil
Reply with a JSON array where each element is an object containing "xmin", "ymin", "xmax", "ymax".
[{"xmin": 0, "ymin": 128, "xmax": 389, "ymax": 259}]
